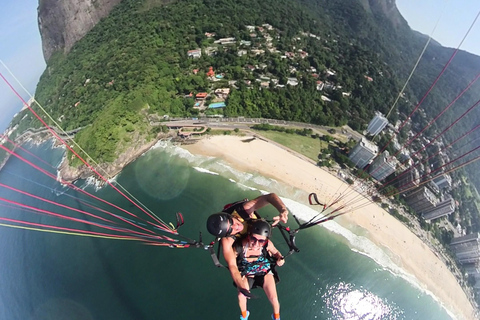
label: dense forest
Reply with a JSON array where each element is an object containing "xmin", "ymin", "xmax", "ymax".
[{"xmin": 18, "ymin": 0, "xmax": 403, "ymax": 160}]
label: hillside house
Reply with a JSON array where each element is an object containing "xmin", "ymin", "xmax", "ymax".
[
  {"xmin": 287, "ymin": 78, "xmax": 298, "ymax": 86},
  {"xmin": 298, "ymin": 50, "xmax": 308, "ymax": 58},
  {"xmin": 205, "ymin": 47, "xmax": 217, "ymax": 56},
  {"xmin": 325, "ymin": 69, "xmax": 336, "ymax": 76},
  {"xmin": 251, "ymin": 49, "xmax": 265, "ymax": 55},
  {"xmin": 206, "ymin": 67, "xmax": 215, "ymax": 77},
  {"xmin": 215, "ymin": 88, "xmax": 230, "ymax": 100},
  {"xmin": 316, "ymin": 81, "xmax": 324, "ymax": 91},
  {"xmin": 364, "ymin": 75, "xmax": 374, "ymax": 82},
  {"xmin": 214, "ymin": 37, "xmax": 236, "ymax": 45},
  {"xmin": 196, "ymin": 92, "xmax": 208, "ymax": 99},
  {"xmin": 187, "ymin": 49, "xmax": 202, "ymax": 58},
  {"xmin": 324, "ymin": 82, "xmax": 335, "ymax": 90}
]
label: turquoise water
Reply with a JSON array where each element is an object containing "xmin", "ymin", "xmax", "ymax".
[{"xmin": 0, "ymin": 140, "xmax": 455, "ymax": 319}]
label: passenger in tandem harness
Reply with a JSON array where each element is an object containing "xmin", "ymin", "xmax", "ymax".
[
  {"xmin": 206, "ymin": 193, "xmax": 288, "ymax": 320},
  {"xmin": 234, "ymin": 219, "xmax": 284, "ymax": 320}
]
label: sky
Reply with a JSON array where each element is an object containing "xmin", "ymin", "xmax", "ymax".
[
  {"xmin": 0, "ymin": 0, "xmax": 480, "ymax": 133},
  {"xmin": 396, "ymin": 0, "xmax": 480, "ymax": 54},
  {"xmin": 0, "ymin": 0, "xmax": 45, "ymax": 132}
]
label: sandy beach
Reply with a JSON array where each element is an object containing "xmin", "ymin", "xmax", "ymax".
[{"xmin": 182, "ymin": 134, "xmax": 476, "ymax": 320}]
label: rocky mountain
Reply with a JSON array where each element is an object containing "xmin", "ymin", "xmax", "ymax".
[
  {"xmin": 37, "ymin": 0, "xmax": 409, "ymax": 63},
  {"xmin": 38, "ymin": 0, "xmax": 122, "ymax": 61},
  {"xmin": 358, "ymin": 0, "xmax": 405, "ymax": 28}
]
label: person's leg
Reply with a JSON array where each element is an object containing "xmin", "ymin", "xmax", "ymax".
[
  {"xmin": 263, "ymin": 273, "xmax": 280, "ymax": 318},
  {"xmin": 238, "ymin": 277, "xmax": 251, "ymax": 319}
]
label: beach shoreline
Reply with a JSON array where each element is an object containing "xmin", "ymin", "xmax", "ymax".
[{"xmin": 181, "ymin": 134, "xmax": 477, "ymax": 320}]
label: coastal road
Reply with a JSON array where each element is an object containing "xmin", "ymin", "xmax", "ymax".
[{"xmin": 163, "ymin": 118, "xmax": 363, "ymax": 142}]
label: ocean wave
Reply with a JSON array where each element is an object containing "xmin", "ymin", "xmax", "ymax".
[
  {"xmin": 75, "ymin": 174, "xmax": 119, "ymax": 192},
  {"xmin": 193, "ymin": 167, "xmax": 219, "ymax": 175}
]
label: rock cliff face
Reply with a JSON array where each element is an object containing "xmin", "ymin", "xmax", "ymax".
[
  {"xmin": 358, "ymin": 0, "xmax": 406, "ymax": 28},
  {"xmin": 38, "ymin": 0, "xmax": 122, "ymax": 62}
]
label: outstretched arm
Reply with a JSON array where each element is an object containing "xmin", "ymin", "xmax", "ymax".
[
  {"xmin": 243, "ymin": 193, "xmax": 288, "ymax": 226},
  {"xmin": 221, "ymin": 237, "xmax": 250, "ymax": 292},
  {"xmin": 267, "ymin": 240, "xmax": 285, "ymax": 267}
]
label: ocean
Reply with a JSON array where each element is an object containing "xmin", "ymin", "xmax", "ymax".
[{"xmin": 0, "ymin": 140, "xmax": 455, "ymax": 320}]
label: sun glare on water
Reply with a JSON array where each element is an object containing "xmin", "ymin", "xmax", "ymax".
[{"xmin": 322, "ymin": 282, "xmax": 402, "ymax": 320}]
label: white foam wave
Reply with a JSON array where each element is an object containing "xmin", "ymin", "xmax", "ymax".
[
  {"xmin": 149, "ymin": 139, "xmax": 172, "ymax": 150},
  {"xmin": 193, "ymin": 167, "xmax": 219, "ymax": 175},
  {"xmin": 235, "ymin": 182, "xmax": 260, "ymax": 191}
]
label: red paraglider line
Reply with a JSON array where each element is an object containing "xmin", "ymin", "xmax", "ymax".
[
  {"xmin": 0, "ymin": 71, "xmax": 169, "ymax": 231},
  {"xmin": 0, "ymin": 144, "xmax": 160, "ymax": 235},
  {"xmin": 0, "ymin": 134, "xmax": 55, "ymax": 169}
]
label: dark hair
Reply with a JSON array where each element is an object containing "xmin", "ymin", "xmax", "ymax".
[{"xmin": 206, "ymin": 213, "xmax": 233, "ymax": 237}]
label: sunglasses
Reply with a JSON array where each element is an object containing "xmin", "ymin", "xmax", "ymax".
[{"xmin": 250, "ymin": 235, "xmax": 267, "ymax": 245}]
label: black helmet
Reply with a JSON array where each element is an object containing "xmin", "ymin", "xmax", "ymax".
[
  {"xmin": 206, "ymin": 213, "xmax": 233, "ymax": 237},
  {"xmin": 249, "ymin": 219, "xmax": 271, "ymax": 238}
]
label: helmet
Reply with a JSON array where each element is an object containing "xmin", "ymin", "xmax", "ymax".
[
  {"xmin": 206, "ymin": 213, "xmax": 233, "ymax": 237},
  {"xmin": 248, "ymin": 219, "xmax": 271, "ymax": 238}
]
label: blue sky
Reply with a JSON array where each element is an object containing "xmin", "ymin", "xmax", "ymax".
[
  {"xmin": 396, "ymin": 0, "xmax": 480, "ymax": 54},
  {"xmin": 0, "ymin": 0, "xmax": 479, "ymax": 133},
  {"xmin": 0, "ymin": 0, "xmax": 45, "ymax": 132}
]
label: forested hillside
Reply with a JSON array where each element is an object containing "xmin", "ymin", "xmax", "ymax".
[{"xmin": 15, "ymin": 0, "xmax": 480, "ymax": 182}]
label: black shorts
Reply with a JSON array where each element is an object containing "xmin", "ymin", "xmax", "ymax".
[
  {"xmin": 233, "ymin": 270, "xmax": 280, "ymax": 290},
  {"xmin": 233, "ymin": 274, "xmax": 266, "ymax": 290},
  {"xmin": 248, "ymin": 275, "xmax": 266, "ymax": 289}
]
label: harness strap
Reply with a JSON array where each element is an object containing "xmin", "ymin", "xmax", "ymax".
[
  {"xmin": 208, "ymin": 242, "xmax": 226, "ymax": 268},
  {"xmin": 276, "ymin": 224, "xmax": 300, "ymax": 257}
]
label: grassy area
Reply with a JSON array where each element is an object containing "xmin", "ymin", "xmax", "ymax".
[
  {"xmin": 206, "ymin": 129, "xmax": 246, "ymax": 137},
  {"xmin": 316, "ymin": 128, "xmax": 349, "ymax": 144},
  {"xmin": 251, "ymin": 129, "xmax": 328, "ymax": 161},
  {"xmin": 465, "ymin": 185, "xmax": 473, "ymax": 199}
]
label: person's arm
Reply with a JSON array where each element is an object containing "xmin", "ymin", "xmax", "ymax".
[
  {"xmin": 243, "ymin": 193, "xmax": 289, "ymax": 226},
  {"xmin": 221, "ymin": 237, "xmax": 250, "ymax": 291},
  {"xmin": 267, "ymin": 240, "xmax": 285, "ymax": 267}
]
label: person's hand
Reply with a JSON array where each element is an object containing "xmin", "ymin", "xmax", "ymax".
[
  {"xmin": 276, "ymin": 257, "xmax": 285, "ymax": 267},
  {"xmin": 239, "ymin": 288, "xmax": 254, "ymax": 299},
  {"xmin": 271, "ymin": 209, "xmax": 288, "ymax": 226}
]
